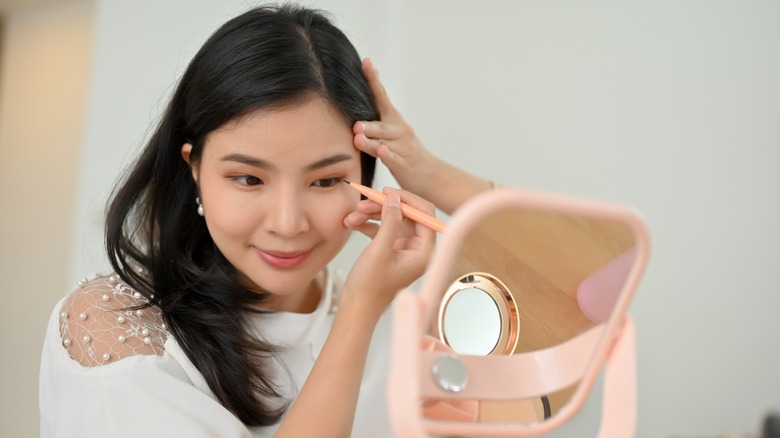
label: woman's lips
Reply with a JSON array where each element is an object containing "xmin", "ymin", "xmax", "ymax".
[{"xmin": 256, "ymin": 248, "xmax": 311, "ymax": 269}]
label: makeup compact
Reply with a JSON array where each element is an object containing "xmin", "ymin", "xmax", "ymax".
[{"xmin": 388, "ymin": 187, "xmax": 650, "ymax": 437}]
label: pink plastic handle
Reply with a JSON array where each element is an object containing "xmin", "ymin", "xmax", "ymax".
[
  {"xmin": 418, "ymin": 324, "xmax": 606, "ymax": 400},
  {"xmin": 577, "ymin": 246, "xmax": 638, "ymax": 324}
]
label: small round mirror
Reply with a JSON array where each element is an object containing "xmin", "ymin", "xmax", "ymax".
[
  {"xmin": 442, "ymin": 287, "xmax": 501, "ymax": 356},
  {"xmin": 436, "ymin": 272, "xmax": 519, "ymax": 356}
]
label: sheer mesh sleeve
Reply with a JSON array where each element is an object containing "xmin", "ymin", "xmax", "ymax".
[{"xmin": 59, "ymin": 273, "xmax": 168, "ymax": 367}]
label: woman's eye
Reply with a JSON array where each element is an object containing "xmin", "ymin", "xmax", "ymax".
[
  {"xmin": 233, "ymin": 175, "xmax": 263, "ymax": 186},
  {"xmin": 312, "ymin": 177, "xmax": 341, "ymax": 188}
]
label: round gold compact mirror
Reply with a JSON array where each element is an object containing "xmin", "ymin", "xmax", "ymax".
[{"xmin": 436, "ymin": 272, "xmax": 519, "ymax": 356}]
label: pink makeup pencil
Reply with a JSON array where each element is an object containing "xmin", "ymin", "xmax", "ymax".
[{"xmin": 343, "ymin": 180, "xmax": 447, "ymax": 233}]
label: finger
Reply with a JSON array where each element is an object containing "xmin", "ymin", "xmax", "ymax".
[
  {"xmin": 355, "ymin": 120, "xmax": 402, "ymax": 140},
  {"xmin": 376, "ymin": 144, "xmax": 400, "ymax": 168},
  {"xmin": 372, "ymin": 191, "xmax": 403, "ymax": 248},
  {"xmin": 383, "ymin": 187, "xmax": 436, "ymax": 217},
  {"xmin": 352, "ymin": 120, "xmax": 367, "ymax": 135},
  {"xmin": 344, "ymin": 212, "xmax": 383, "ymax": 230},
  {"xmin": 383, "ymin": 187, "xmax": 437, "ymax": 239},
  {"xmin": 353, "ymin": 132, "xmax": 381, "ymax": 156},
  {"xmin": 362, "ymin": 58, "xmax": 399, "ymax": 118},
  {"xmin": 355, "ymin": 199, "xmax": 383, "ymax": 215},
  {"xmin": 348, "ymin": 221, "xmax": 380, "ymax": 239},
  {"xmin": 343, "ymin": 211, "xmax": 372, "ymax": 227}
]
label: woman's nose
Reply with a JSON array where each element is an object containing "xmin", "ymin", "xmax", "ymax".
[{"xmin": 264, "ymin": 188, "xmax": 309, "ymax": 237}]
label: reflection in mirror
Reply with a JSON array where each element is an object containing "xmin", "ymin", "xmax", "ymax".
[
  {"xmin": 427, "ymin": 205, "xmax": 637, "ymax": 425},
  {"xmin": 442, "ymin": 287, "xmax": 500, "ymax": 356}
]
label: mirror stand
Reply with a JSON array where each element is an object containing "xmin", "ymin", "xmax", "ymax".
[{"xmin": 387, "ymin": 187, "xmax": 650, "ymax": 437}]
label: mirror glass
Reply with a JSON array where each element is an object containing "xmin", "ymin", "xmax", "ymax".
[
  {"xmin": 442, "ymin": 287, "xmax": 501, "ymax": 356},
  {"xmin": 427, "ymin": 205, "xmax": 637, "ymax": 425}
]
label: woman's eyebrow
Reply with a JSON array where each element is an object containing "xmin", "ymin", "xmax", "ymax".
[
  {"xmin": 305, "ymin": 153, "xmax": 353, "ymax": 171},
  {"xmin": 220, "ymin": 153, "xmax": 274, "ymax": 169},
  {"xmin": 219, "ymin": 153, "xmax": 353, "ymax": 171}
]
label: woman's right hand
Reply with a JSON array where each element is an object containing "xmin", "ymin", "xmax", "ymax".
[
  {"xmin": 341, "ymin": 187, "xmax": 436, "ymax": 320},
  {"xmin": 277, "ymin": 187, "xmax": 435, "ymax": 438}
]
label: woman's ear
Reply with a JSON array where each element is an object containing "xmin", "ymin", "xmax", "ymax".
[{"xmin": 181, "ymin": 143, "xmax": 199, "ymax": 183}]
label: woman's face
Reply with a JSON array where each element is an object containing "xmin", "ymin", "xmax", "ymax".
[{"xmin": 183, "ymin": 97, "xmax": 362, "ymax": 312}]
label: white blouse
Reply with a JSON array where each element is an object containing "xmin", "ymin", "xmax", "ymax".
[{"xmin": 39, "ymin": 267, "xmax": 393, "ymax": 437}]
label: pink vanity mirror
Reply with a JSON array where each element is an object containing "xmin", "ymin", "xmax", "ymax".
[{"xmin": 388, "ymin": 187, "xmax": 650, "ymax": 437}]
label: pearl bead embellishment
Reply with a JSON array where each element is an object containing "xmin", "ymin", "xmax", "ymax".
[{"xmin": 60, "ymin": 272, "xmax": 168, "ymax": 366}]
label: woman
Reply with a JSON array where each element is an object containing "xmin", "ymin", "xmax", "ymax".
[{"xmin": 40, "ymin": 4, "xmax": 492, "ymax": 437}]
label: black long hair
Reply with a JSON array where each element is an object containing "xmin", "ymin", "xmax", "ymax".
[{"xmin": 104, "ymin": 4, "xmax": 377, "ymax": 426}]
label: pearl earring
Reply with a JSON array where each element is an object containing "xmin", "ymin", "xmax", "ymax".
[{"xmin": 196, "ymin": 197, "xmax": 204, "ymax": 217}]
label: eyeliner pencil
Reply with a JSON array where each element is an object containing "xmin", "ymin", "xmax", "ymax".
[{"xmin": 343, "ymin": 180, "xmax": 447, "ymax": 233}]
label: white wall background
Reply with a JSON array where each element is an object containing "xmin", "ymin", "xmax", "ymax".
[
  {"xmin": 2, "ymin": 0, "xmax": 778, "ymax": 436},
  {"xmin": 0, "ymin": 0, "xmax": 94, "ymax": 436}
]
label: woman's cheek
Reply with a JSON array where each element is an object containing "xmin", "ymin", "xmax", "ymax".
[
  {"xmin": 314, "ymin": 192, "xmax": 357, "ymax": 232},
  {"xmin": 203, "ymin": 191, "xmax": 258, "ymax": 239}
]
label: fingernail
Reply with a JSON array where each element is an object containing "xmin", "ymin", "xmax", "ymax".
[{"xmin": 387, "ymin": 193, "xmax": 400, "ymax": 207}]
